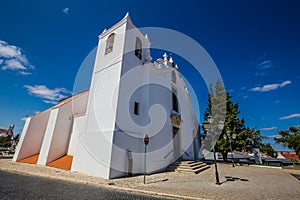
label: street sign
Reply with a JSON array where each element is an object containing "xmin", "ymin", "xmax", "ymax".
[
  {"xmin": 144, "ymin": 134, "xmax": 149, "ymax": 145},
  {"xmin": 143, "ymin": 134, "xmax": 149, "ymax": 184}
]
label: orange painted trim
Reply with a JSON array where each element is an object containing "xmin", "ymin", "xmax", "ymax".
[
  {"xmin": 17, "ymin": 154, "xmax": 39, "ymax": 164},
  {"xmin": 47, "ymin": 155, "xmax": 73, "ymax": 170}
]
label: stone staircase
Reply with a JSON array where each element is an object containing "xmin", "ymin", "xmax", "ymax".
[{"xmin": 167, "ymin": 161, "xmax": 210, "ymax": 174}]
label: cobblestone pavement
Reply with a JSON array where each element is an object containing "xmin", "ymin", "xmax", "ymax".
[
  {"xmin": 1, "ymin": 159, "xmax": 299, "ymax": 200},
  {"xmin": 0, "ymin": 170, "xmax": 171, "ymax": 200}
]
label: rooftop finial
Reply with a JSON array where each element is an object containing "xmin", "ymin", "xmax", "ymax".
[
  {"xmin": 163, "ymin": 52, "xmax": 168, "ymax": 61},
  {"xmin": 163, "ymin": 53, "xmax": 168, "ymax": 67},
  {"xmin": 169, "ymin": 53, "xmax": 173, "ymax": 63}
]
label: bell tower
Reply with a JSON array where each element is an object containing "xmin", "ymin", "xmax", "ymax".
[{"xmin": 72, "ymin": 13, "xmax": 151, "ymax": 179}]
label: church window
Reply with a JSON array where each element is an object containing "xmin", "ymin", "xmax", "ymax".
[
  {"xmin": 172, "ymin": 71, "xmax": 176, "ymax": 83},
  {"xmin": 105, "ymin": 33, "xmax": 115, "ymax": 55},
  {"xmin": 172, "ymin": 88, "xmax": 179, "ymax": 113},
  {"xmin": 134, "ymin": 101, "xmax": 140, "ymax": 115},
  {"xmin": 135, "ymin": 37, "xmax": 142, "ymax": 60}
]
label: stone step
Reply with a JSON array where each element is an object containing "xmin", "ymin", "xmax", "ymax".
[
  {"xmin": 175, "ymin": 165, "xmax": 210, "ymax": 174},
  {"xmin": 176, "ymin": 163, "xmax": 207, "ymax": 170},
  {"xmin": 194, "ymin": 165, "xmax": 210, "ymax": 174},
  {"xmin": 169, "ymin": 161, "xmax": 202, "ymax": 167},
  {"xmin": 167, "ymin": 161, "xmax": 210, "ymax": 174}
]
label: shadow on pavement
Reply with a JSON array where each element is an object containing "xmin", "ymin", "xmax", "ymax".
[
  {"xmin": 290, "ymin": 174, "xmax": 300, "ymax": 181},
  {"xmin": 147, "ymin": 179, "xmax": 169, "ymax": 184},
  {"xmin": 219, "ymin": 176, "xmax": 249, "ymax": 185}
]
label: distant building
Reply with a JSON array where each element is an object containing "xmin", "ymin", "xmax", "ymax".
[
  {"xmin": 0, "ymin": 128, "xmax": 7, "ymax": 138},
  {"xmin": 0, "ymin": 124, "xmax": 14, "ymax": 138},
  {"xmin": 278, "ymin": 152, "xmax": 299, "ymax": 161},
  {"xmin": 13, "ymin": 13, "xmax": 200, "ymax": 179}
]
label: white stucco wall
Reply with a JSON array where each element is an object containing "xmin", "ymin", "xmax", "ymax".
[
  {"xmin": 72, "ymin": 18, "xmax": 128, "ymax": 179},
  {"xmin": 67, "ymin": 91, "xmax": 89, "ymax": 155},
  {"xmin": 37, "ymin": 108, "xmax": 59, "ymax": 165},
  {"xmin": 68, "ymin": 115, "xmax": 83, "ymax": 155},
  {"xmin": 12, "ymin": 117, "xmax": 31, "ymax": 161},
  {"xmin": 110, "ymin": 62, "xmax": 180, "ymax": 178},
  {"xmin": 176, "ymin": 74, "xmax": 198, "ymax": 160},
  {"xmin": 13, "ymin": 110, "xmax": 51, "ymax": 161},
  {"xmin": 46, "ymin": 103, "xmax": 73, "ymax": 163},
  {"xmin": 38, "ymin": 91, "xmax": 89, "ymax": 165},
  {"xmin": 71, "ymin": 90, "xmax": 89, "ymax": 116},
  {"xmin": 110, "ymin": 61, "xmax": 200, "ymax": 177}
]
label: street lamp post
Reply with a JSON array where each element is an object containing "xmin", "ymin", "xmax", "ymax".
[
  {"xmin": 202, "ymin": 116, "xmax": 224, "ymax": 185},
  {"xmin": 224, "ymin": 131, "xmax": 236, "ymax": 167}
]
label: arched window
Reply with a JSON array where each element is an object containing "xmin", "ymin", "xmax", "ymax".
[
  {"xmin": 172, "ymin": 87, "xmax": 179, "ymax": 113},
  {"xmin": 135, "ymin": 37, "xmax": 142, "ymax": 60},
  {"xmin": 105, "ymin": 33, "xmax": 115, "ymax": 55},
  {"xmin": 172, "ymin": 71, "xmax": 176, "ymax": 83}
]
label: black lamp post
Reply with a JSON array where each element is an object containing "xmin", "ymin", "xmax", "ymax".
[
  {"xmin": 224, "ymin": 131, "xmax": 236, "ymax": 167},
  {"xmin": 202, "ymin": 116, "xmax": 224, "ymax": 185}
]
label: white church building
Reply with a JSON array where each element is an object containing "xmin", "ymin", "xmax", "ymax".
[{"xmin": 13, "ymin": 13, "xmax": 201, "ymax": 179}]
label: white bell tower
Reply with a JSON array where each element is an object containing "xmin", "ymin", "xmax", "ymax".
[{"xmin": 72, "ymin": 13, "xmax": 151, "ymax": 179}]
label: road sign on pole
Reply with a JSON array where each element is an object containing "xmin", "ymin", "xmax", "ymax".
[
  {"xmin": 144, "ymin": 134, "xmax": 149, "ymax": 145},
  {"xmin": 144, "ymin": 134, "xmax": 149, "ymax": 184}
]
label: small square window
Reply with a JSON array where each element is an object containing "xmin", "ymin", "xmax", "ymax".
[{"xmin": 134, "ymin": 102, "xmax": 140, "ymax": 115}]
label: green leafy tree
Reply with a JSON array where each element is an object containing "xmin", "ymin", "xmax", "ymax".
[
  {"xmin": 203, "ymin": 79, "xmax": 264, "ymax": 160},
  {"xmin": 13, "ymin": 133, "xmax": 20, "ymax": 145},
  {"xmin": 201, "ymin": 80, "xmax": 226, "ymax": 156},
  {"xmin": 0, "ymin": 136, "xmax": 12, "ymax": 148},
  {"xmin": 261, "ymin": 143, "xmax": 277, "ymax": 158},
  {"xmin": 275, "ymin": 126, "xmax": 300, "ymax": 156},
  {"xmin": 290, "ymin": 155, "xmax": 298, "ymax": 165},
  {"xmin": 234, "ymin": 127, "xmax": 264, "ymax": 152}
]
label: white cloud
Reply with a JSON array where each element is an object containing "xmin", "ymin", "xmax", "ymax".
[
  {"xmin": 259, "ymin": 126, "xmax": 277, "ymax": 131},
  {"xmin": 0, "ymin": 40, "xmax": 21, "ymax": 58},
  {"xmin": 258, "ymin": 60, "xmax": 273, "ymax": 70},
  {"xmin": 265, "ymin": 134, "xmax": 280, "ymax": 138},
  {"xmin": 250, "ymin": 80, "xmax": 291, "ymax": 92},
  {"xmin": 253, "ymin": 54, "xmax": 274, "ymax": 77},
  {"xmin": 0, "ymin": 40, "xmax": 33, "ymax": 75},
  {"xmin": 24, "ymin": 85, "xmax": 71, "ymax": 104},
  {"xmin": 62, "ymin": 8, "xmax": 69, "ymax": 14},
  {"xmin": 279, "ymin": 113, "xmax": 300, "ymax": 120},
  {"xmin": 21, "ymin": 117, "xmax": 27, "ymax": 121},
  {"xmin": 43, "ymin": 100, "xmax": 59, "ymax": 104},
  {"xmin": 280, "ymin": 80, "xmax": 291, "ymax": 87},
  {"xmin": 2, "ymin": 59, "xmax": 27, "ymax": 70},
  {"xmin": 19, "ymin": 71, "xmax": 32, "ymax": 75}
]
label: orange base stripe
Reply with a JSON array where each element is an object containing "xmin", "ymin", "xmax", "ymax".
[
  {"xmin": 47, "ymin": 155, "xmax": 73, "ymax": 170},
  {"xmin": 17, "ymin": 154, "xmax": 39, "ymax": 164}
]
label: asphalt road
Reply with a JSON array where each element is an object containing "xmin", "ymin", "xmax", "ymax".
[{"xmin": 0, "ymin": 171, "xmax": 171, "ymax": 200}]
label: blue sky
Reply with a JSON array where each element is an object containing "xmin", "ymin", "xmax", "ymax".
[{"xmin": 0, "ymin": 0, "xmax": 299, "ymax": 151}]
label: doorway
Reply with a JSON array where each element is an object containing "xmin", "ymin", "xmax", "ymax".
[{"xmin": 172, "ymin": 126, "xmax": 181, "ymax": 161}]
